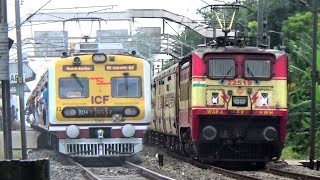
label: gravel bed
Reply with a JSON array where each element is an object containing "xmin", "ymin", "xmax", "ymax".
[
  {"xmin": 27, "ymin": 149, "xmax": 86, "ymax": 180},
  {"xmin": 267, "ymin": 161, "xmax": 320, "ymax": 177},
  {"xmin": 138, "ymin": 145, "xmax": 234, "ymax": 180},
  {"xmin": 89, "ymin": 167, "xmax": 139, "ymax": 176},
  {"xmin": 26, "ymin": 146, "xmax": 320, "ymax": 180},
  {"xmin": 237, "ymin": 170, "xmax": 293, "ymax": 180}
]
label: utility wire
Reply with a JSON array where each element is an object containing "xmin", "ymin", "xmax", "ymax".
[
  {"xmin": 21, "ymin": 0, "xmax": 53, "ymax": 26},
  {"xmin": 9, "ymin": 11, "xmax": 65, "ymax": 31},
  {"xmin": 41, "ymin": 5, "xmax": 118, "ymax": 11},
  {"xmin": 165, "ymin": 21, "xmax": 181, "ymax": 37}
]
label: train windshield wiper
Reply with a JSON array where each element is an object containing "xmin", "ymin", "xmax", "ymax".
[
  {"xmin": 247, "ymin": 65, "xmax": 259, "ymax": 83},
  {"xmin": 71, "ymin": 73, "xmax": 83, "ymax": 88},
  {"xmin": 123, "ymin": 72, "xmax": 129, "ymax": 91},
  {"xmin": 246, "ymin": 65, "xmax": 255, "ymax": 78},
  {"xmin": 220, "ymin": 67, "xmax": 233, "ymax": 83}
]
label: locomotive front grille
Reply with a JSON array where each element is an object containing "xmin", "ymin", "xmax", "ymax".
[
  {"xmin": 198, "ymin": 142, "xmax": 282, "ymax": 161},
  {"xmin": 59, "ymin": 138, "xmax": 142, "ymax": 157},
  {"xmin": 65, "ymin": 143, "xmax": 134, "ymax": 156}
]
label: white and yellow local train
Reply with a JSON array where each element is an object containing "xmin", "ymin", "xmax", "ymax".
[{"xmin": 26, "ymin": 52, "xmax": 151, "ymax": 157}]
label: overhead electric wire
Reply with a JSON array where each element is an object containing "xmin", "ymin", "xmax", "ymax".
[
  {"xmin": 8, "ymin": 0, "xmax": 55, "ymax": 31},
  {"xmin": 41, "ymin": 5, "xmax": 118, "ymax": 11},
  {"xmin": 21, "ymin": 0, "xmax": 53, "ymax": 25}
]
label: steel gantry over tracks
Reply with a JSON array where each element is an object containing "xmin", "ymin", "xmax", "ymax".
[{"xmin": 25, "ymin": 9, "xmax": 214, "ymax": 38}]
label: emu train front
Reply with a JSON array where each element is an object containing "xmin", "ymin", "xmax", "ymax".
[
  {"xmin": 147, "ymin": 44, "xmax": 288, "ymax": 165},
  {"xmin": 27, "ymin": 52, "xmax": 151, "ymax": 157}
]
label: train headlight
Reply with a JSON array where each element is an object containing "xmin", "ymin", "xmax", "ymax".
[
  {"xmin": 92, "ymin": 53, "xmax": 107, "ymax": 63},
  {"xmin": 202, "ymin": 126, "xmax": 217, "ymax": 140},
  {"xmin": 232, "ymin": 96, "xmax": 248, "ymax": 106},
  {"xmin": 62, "ymin": 108, "xmax": 77, "ymax": 117},
  {"xmin": 211, "ymin": 93, "xmax": 219, "ymax": 105},
  {"xmin": 260, "ymin": 93, "xmax": 269, "ymax": 106},
  {"xmin": 73, "ymin": 57, "xmax": 81, "ymax": 65},
  {"xmin": 122, "ymin": 124, "xmax": 135, "ymax": 137},
  {"xmin": 66, "ymin": 125, "xmax": 80, "ymax": 139},
  {"xmin": 262, "ymin": 126, "xmax": 277, "ymax": 141},
  {"xmin": 124, "ymin": 107, "xmax": 138, "ymax": 116}
]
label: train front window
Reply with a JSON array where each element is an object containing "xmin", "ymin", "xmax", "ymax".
[
  {"xmin": 244, "ymin": 60, "xmax": 271, "ymax": 78},
  {"xmin": 111, "ymin": 77, "xmax": 141, "ymax": 98},
  {"xmin": 207, "ymin": 59, "xmax": 235, "ymax": 79},
  {"xmin": 59, "ymin": 77, "xmax": 89, "ymax": 98}
]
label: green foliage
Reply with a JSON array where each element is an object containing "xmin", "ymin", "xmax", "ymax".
[
  {"xmin": 284, "ymin": 11, "xmax": 320, "ymax": 157},
  {"xmin": 247, "ymin": 21, "xmax": 257, "ymax": 37},
  {"xmin": 131, "ymin": 31, "xmax": 156, "ymax": 59},
  {"xmin": 171, "ymin": 28, "xmax": 203, "ymax": 57},
  {"xmin": 162, "ymin": 59, "xmax": 176, "ymax": 70},
  {"xmin": 281, "ymin": 146, "xmax": 304, "ymax": 160},
  {"xmin": 282, "ymin": 12, "xmax": 313, "ymax": 42}
]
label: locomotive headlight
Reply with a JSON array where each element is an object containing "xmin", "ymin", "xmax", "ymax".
[
  {"xmin": 124, "ymin": 107, "xmax": 138, "ymax": 116},
  {"xmin": 232, "ymin": 96, "xmax": 248, "ymax": 106},
  {"xmin": 66, "ymin": 125, "xmax": 80, "ymax": 139},
  {"xmin": 202, "ymin": 126, "xmax": 217, "ymax": 140},
  {"xmin": 262, "ymin": 126, "xmax": 278, "ymax": 141},
  {"xmin": 73, "ymin": 57, "xmax": 81, "ymax": 65},
  {"xmin": 62, "ymin": 108, "xmax": 77, "ymax": 117},
  {"xmin": 260, "ymin": 93, "xmax": 269, "ymax": 106},
  {"xmin": 122, "ymin": 124, "xmax": 136, "ymax": 137},
  {"xmin": 92, "ymin": 53, "xmax": 107, "ymax": 63}
]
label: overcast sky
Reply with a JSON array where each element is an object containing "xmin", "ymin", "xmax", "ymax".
[
  {"xmin": 7, "ymin": 0, "xmax": 212, "ymax": 21},
  {"xmin": 6, "ymin": 0, "xmax": 232, "ymax": 37}
]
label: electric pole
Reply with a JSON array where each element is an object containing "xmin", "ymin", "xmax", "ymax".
[
  {"xmin": 310, "ymin": 0, "xmax": 318, "ymax": 170},
  {"xmin": 0, "ymin": 0, "xmax": 13, "ymax": 159},
  {"xmin": 257, "ymin": 0, "xmax": 264, "ymax": 45},
  {"xmin": 15, "ymin": 0, "xmax": 27, "ymax": 159}
]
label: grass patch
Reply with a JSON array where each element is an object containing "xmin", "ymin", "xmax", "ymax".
[
  {"xmin": 280, "ymin": 146, "xmax": 303, "ymax": 160},
  {"xmin": 0, "ymin": 150, "xmax": 22, "ymax": 160}
]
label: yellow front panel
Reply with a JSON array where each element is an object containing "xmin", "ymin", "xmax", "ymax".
[
  {"xmin": 54, "ymin": 55, "xmax": 145, "ymax": 121},
  {"xmin": 192, "ymin": 78, "xmax": 287, "ymax": 110}
]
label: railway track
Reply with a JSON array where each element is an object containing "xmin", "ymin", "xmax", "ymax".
[
  {"xmin": 146, "ymin": 144, "xmax": 320, "ymax": 180},
  {"xmin": 71, "ymin": 158, "xmax": 174, "ymax": 180},
  {"xmin": 265, "ymin": 167, "xmax": 320, "ymax": 180},
  {"xmin": 177, "ymin": 153, "xmax": 320, "ymax": 180}
]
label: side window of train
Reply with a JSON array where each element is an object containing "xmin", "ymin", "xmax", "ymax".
[
  {"xmin": 166, "ymin": 75, "xmax": 171, "ymax": 91},
  {"xmin": 59, "ymin": 77, "xmax": 89, "ymax": 98}
]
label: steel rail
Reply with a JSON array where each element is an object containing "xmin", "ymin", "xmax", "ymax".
[
  {"xmin": 74, "ymin": 161, "xmax": 100, "ymax": 180},
  {"xmin": 124, "ymin": 161, "xmax": 175, "ymax": 180},
  {"xmin": 161, "ymin": 147, "xmax": 263, "ymax": 180},
  {"xmin": 266, "ymin": 167, "xmax": 320, "ymax": 180}
]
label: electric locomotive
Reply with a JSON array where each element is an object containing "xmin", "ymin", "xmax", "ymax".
[{"xmin": 146, "ymin": 38, "xmax": 288, "ymax": 165}]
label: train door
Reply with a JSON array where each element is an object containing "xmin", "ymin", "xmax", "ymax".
[
  {"xmin": 164, "ymin": 74, "xmax": 173, "ymax": 134},
  {"xmin": 163, "ymin": 75, "xmax": 169, "ymax": 134},
  {"xmin": 159, "ymin": 79, "xmax": 165, "ymax": 133},
  {"xmin": 155, "ymin": 79, "xmax": 161, "ymax": 132},
  {"xmin": 169, "ymin": 67, "xmax": 178, "ymax": 136},
  {"xmin": 179, "ymin": 63, "xmax": 191, "ymax": 128},
  {"xmin": 174, "ymin": 67, "xmax": 180, "ymax": 136},
  {"xmin": 151, "ymin": 81, "xmax": 156, "ymax": 131}
]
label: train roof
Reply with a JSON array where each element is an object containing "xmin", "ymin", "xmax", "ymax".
[
  {"xmin": 192, "ymin": 46, "xmax": 286, "ymax": 58},
  {"xmin": 153, "ymin": 45, "xmax": 287, "ymax": 80}
]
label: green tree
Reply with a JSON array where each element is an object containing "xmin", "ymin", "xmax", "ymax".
[
  {"xmin": 162, "ymin": 59, "xmax": 176, "ymax": 70},
  {"xmin": 282, "ymin": 12, "xmax": 320, "ymax": 157}
]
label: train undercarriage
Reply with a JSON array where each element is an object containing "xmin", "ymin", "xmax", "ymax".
[{"xmin": 144, "ymin": 115, "xmax": 284, "ymax": 168}]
